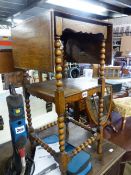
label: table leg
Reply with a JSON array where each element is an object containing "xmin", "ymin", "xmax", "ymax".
[
  {"xmin": 74, "ymin": 101, "xmax": 80, "ymax": 121},
  {"xmin": 109, "ymin": 113, "xmax": 118, "ymax": 133},
  {"xmin": 122, "ymin": 115, "xmax": 126, "ymax": 130}
]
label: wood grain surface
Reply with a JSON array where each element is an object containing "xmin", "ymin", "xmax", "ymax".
[
  {"xmin": 0, "ymin": 51, "xmax": 14, "ymax": 73},
  {"xmin": 12, "ymin": 9, "xmax": 54, "ymax": 72}
]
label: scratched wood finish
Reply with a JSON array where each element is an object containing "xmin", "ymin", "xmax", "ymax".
[
  {"xmin": 0, "ymin": 51, "xmax": 14, "ymax": 73},
  {"xmin": 12, "ymin": 10, "xmax": 54, "ymax": 72}
]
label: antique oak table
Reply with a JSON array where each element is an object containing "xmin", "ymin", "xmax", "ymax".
[{"xmin": 26, "ymin": 77, "xmax": 100, "ymax": 103}]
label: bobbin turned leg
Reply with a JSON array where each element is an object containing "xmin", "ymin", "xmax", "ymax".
[
  {"xmin": 24, "ymin": 88, "xmax": 34, "ymax": 148},
  {"xmin": 97, "ymin": 40, "xmax": 106, "ymax": 156},
  {"xmin": 22, "ymin": 71, "xmax": 34, "ymax": 148},
  {"xmin": 55, "ymin": 35, "xmax": 70, "ymax": 174},
  {"xmin": 55, "ymin": 91, "xmax": 70, "ymax": 175}
]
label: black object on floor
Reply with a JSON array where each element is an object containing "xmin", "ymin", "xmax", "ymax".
[{"xmin": 0, "ymin": 115, "xmax": 4, "ymax": 130}]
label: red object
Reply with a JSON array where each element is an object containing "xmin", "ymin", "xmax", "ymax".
[
  {"xmin": 18, "ymin": 148, "xmax": 25, "ymax": 158},
  {"xmin": 0, "ymin": 41, "xmax": 12, "ymax": 46}
]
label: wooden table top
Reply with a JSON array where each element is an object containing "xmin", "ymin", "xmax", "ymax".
[{"xmin": 27, "ymin": 77, "xmax": 100, "ymax": 102}]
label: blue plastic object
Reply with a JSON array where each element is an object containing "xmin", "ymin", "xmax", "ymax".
[
  {"xmin": 43, "ymin": 134, "xmax": 92, "ymax": 175},
  {"xmin": 43, "ymin": 134, "xmax": 59, "ymax": 144},
  {"xmin": 10, "ymin": 118, "xmax": 27, "ymax": 145},
  {"xmin": 6, "ymin": 92, "xmax": 27, "ymax": 148},
  {"xmin": 67, "ymin": 151, "xmax": 91, "ymax": 175}
]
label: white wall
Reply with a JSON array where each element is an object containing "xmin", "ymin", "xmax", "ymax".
[
  {"xmin": 109, "ymin": 16, "xmax": 131, "ymax": 26},
  {"xmin": 0, "ymin": 28, "xmax": 11, "ymax": 36},
  {"xmin": 108, "ymin": 16, "xmax": 131, "ymax": 32}
]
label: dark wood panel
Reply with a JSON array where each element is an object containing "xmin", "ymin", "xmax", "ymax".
[
  {"xmin": 62, "ymin": 18, "xmax": 107, "ymax": 36},
  {"xmin": 106, "ymin": 25, "xmax": 113, "ymax": 65},
  {"xmin": 62, "ymin": 18, "xmax": 112, "ymax": 64},
  {"xmin": 0, "ymin": 51, "xmax": 14, "ymax": 73},
  {"xmin": 12, "ymin": 9, "xmax": 54, "ymax": 72}
]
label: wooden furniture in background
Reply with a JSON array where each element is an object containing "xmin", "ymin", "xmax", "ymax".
[
  {"xmin": 72, "ymin": 85, "xmax": 112, "ymax": 125},
  {"xmin": 4, "ymin": 71, "xmax": 23, "ymax": 89},
  {"xmin": 0, "ymin": 50, "xmax": 15, "ymax": 131},
  {"xmin": 120, "ymin": 36, "xmax": 131, "ymax": 56},
  {"xmin": 12, "ymin": 10, "xmax": 113, "ymax": 174},
  {"xmin": 93, "ymin": 65, "xmax": 121, "ymax": 79},
  {"xmin": 0, "ymin": 50, "xmax": 24, "ymax": 89},
  {"xmin": 113, "ymin": 36, "xmax": 131, "ymax": 68},
  {"xmin": 112, "ymin": 97, "xmax": 131, "ymax": 130},
  {"xmin": 104, "ymin": 66, "xmax": 121, "ymax": 79},
  {"xmin": 0, "ymin": 50, "xmax": 14, "ymax": 73}
]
